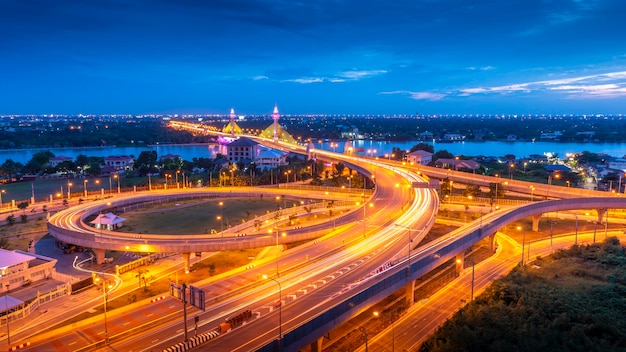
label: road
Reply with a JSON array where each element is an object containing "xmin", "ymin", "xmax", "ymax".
[{"xmin": 21, "ymin": 153, "xmax": 434, "ymax": 351}]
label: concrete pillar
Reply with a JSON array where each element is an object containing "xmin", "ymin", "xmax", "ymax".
[
  {"xmin": 489, "ymin": 233, "xmax": 496, "ymax": 252},
  {"xmin": 405, "ymin": 279, "xmax": 415, "ymax": 307},
  {"xmin": 310, "ymin": 337, "xmax": 324, "ymax": 352},
  {"xmin": 94, "ymin": 248, "xmax": 106, "ymax": 264},
  {"xmin": 532, "ymin": 215, "xmax": 541, "ymax": 232},
  {"xmin": 597, "ymin": 208, "xmax": 606, "ymax": 224},
  {"xmin": 455, "ymin": 252, "xmax": 465, "ymax": 275},
  {"xmin": 182, "ymin": 252, "xmax": 191, "ymax": 272}
]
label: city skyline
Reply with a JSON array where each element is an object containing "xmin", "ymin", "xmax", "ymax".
[{"xmin": 1, "ymin": 0, "xmax": 626, "ymax": 115}]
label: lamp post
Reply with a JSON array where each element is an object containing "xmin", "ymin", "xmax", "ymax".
[
  {"xmin": 373, "ymin": 311, "xmax": 394, "ymax": 352},
  {"xmin": 114, "ymin": 174, "xmax": 120, "ymax": 194},
  {"xmin": 176, "ymin": 170, "xmax": 180, "ymax": 189},
  {"xmin": 518, "ymin": 226, "xmax": 525, "ymax": 266},
  {"xmin": 0, "ymin": 189, "xmax": 5, "ymax": 211},
  {"xmin": 67, "ymin": 181, "xmax": 73, "ymax": 199},
  {"xmin": 395, "ymin": 223, "xmax": 417, "ymax": 279},
  {"xmin": 95, "ymin": 278, "xmax": 112, "ymax": 344},
  {"xmin": 359, "ymin": 326, "xmax": 369, "ymax": 352},
  {"xmin": 109, "ymin": 176, "xmax": 113, "ymax": 194},
  {"xmin": 83, "ymin": 179, "xmax": 88, "ymax": 197},
  {"xmin": 470, "ymin": 258, "xmax": 475, "ymax": 301},
  {"xmin": 262, "ymin": 274, "xmax": 282, "ymax": 351}
]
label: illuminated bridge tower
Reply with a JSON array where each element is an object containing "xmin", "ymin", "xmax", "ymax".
[
  {"xmin": 229, "ymin": 108, "xmax": 236, "ymax": 135},
  {"xmin": 272, "ymin": 104, "xmax": 280, "ymax": 142}
]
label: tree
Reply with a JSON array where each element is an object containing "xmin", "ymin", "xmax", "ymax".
[
  {"xmin": 433, "ymin": 150, "xmax": 454, "ymax": 161},
  {"xmin": 6, "ymin": 215, "xmax": 15, "ymax": 225},
  {"xmin": 488, "ymin": 182, "xmax": 506, "ymax": 203},
  {"xmin": 135, "ymin": 151, "xmax": 158, "ymax": 176},
  {"xmin": 463, "ymin": 184, "xmax": 481, "ymax": 198},
  {"xmin": 440, "ymin": 178, "xmax": 452, "ymax": 197},
  {"xmin": 1, "ymin": 159, "xmax": 22, "ymax": 181},
  {"xmin": 335, "ymin": 162, "xmax": 346, "ymax": 177},
  {"xmin": 75, "ymin": 154, "xmax": 89, "ymax": 174},
  {"xmin": 391, "ymin": 147, "xmax": 407, "ymax": 160},
  {"xmin": 410, "ymin": 143, "xmax": 434, "ymax": 153},
  {"xmin": 17, "ymin": 201, "xmax": 29, "ymax": 214},
  {"xmin": 135, "ymin": 268, "xmax": 150, "ymax": 291}
]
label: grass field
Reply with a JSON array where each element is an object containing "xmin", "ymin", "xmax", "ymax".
[{"xmin": 116, "ymin": 198, "xmax": 302, "ymax": 235}]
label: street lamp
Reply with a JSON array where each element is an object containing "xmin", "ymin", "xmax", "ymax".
[
  {"xmin": 262, "ymin": 274, "xmax": 282, "ymax": 351},
  {"xmin": 394, "ymin": 223, "xmax": 418, "ymax": 279},
  {"xmin": 83, "ymin": 179, "xmax": 88, "ymax": 197},
  {"xmin": 114, "ymin": 174, "xmax": 120, "ymax": 194},
  {"xmin": 0, "ymin": 189, "xmax": 5, "ymax": 211},
  {"xmin": 518, "ymin": 226, "xmax": 525, "ymax": 266},
  {"xmin": 67, "ymin": 182, "xmax": 73, "ymax": 199},
  {"xmin": 373, "ymin": 311, "xmax": 394, "ymax": 352},
  {"xmin": 95, "ymin": 277, "xmax": 113, "ymax": 344}
]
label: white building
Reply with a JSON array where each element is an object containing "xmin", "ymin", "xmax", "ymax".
[
  {"xmin": 406, "ymin": 150, "xmax": 433, "ymax": 165},
  {"xmin": 0, "ymin": 249, "xmax": 57, "ymax": 292},
  {"xmin": 256, "ymin": 148, "xmax": 288, "ymax": 169},
  {"xmin": 226, "ymin": 137, "xmax": 260, "ymax": 163}
]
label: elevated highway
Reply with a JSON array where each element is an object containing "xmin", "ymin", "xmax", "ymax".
[{"xmin": 40, "ymin": 128, "xmax": 626, "ymax": 351}]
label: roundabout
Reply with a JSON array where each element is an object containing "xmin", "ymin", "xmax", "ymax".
[{"xmin": 47, "ymin": 186, "xmax": 374, "ymax": 269}]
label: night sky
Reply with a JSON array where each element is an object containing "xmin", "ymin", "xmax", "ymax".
[{"xmin": 2, "ymin": 0, "xmax": 626, "ymax": 115}]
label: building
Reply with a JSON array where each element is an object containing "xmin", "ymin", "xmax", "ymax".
[
  {"xmin": 435, "ymin": 158, "xmax": 481, "ymax": 171},
  {"xmin": 0, "ymin": 249, "xmax": 57, "ymax": 292},
  {"xmin": 48, "ymin": 156, "xmax": 73, "ymax": 167},
  {"xmin": 406, "ymin": 150, "xmax": 433, "ymax": 165},
  {"xmin": 159, "ymin": 153, "xmax": 182, "ymax": 163},
  {"xmin": 226, "ymin": 137, "xmax": 260, "ymax": 163},
  {"xmin": 104, "ymin": 155, "xmax": 134, "ymax": 170},
  {"xmin": 256, "ymin": 148, "xmax": 288, "ymax": 169}
]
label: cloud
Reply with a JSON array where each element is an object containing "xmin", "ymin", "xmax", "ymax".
[
  {"xmin": 548, "ymin": 84, "xmax": 626, "ymax": 98},
  {"xmin": 336, "ymin": 69, "xmax": 387, "ymax": 80},
  {"xmin": 284, "ymin": 69, "xmax": 387, "ymax": 84},
  {"xmin": 379, "ymin": 90, "xmax": 446, "ymax": 101},
  {"xmin": 284, "ymin": 77, "xmax": 325, "ymax": 84},
  {"xmin": 391, "ymin": 70, "xmax": 626, "ymax": 101},
  {"xmin": 466, "ymin": 66, "xmax": 495, "ymax": 71},
  {"xmin": 252, "ymin": 75, "xmax": 268, "ymax": 80}
]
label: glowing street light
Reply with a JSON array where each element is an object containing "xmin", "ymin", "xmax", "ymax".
[{"xmin": 262, "ymin": 274, "xmax": 282, "ymax": 351}]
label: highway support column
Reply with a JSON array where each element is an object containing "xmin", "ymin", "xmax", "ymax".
[
  {"xmin": 310, "ymin": 337, "xmax": 324, "ymax": 352},
  {"xmin": 405, "ymin": 279, "xmax": 415, "ymax": 306},
  {"xmin": 182, "ymin": 252, "xmax": 191, "ymax": 272},
  {"xmin": 455, "ymin": 252, "xmax": 465, "ymax": 275},
  {"xmin": 489, "ymin": 233, "xmax": 496, "ymax": 252},
  {"xmin": 532, "ymin": 215, "xmax": 541, "ymax": 232},
  {"xmin": 94, "ymin": 248, "xmax": 106, "ymax": 264},
  {"xmin": 597, "ymin": 208, "xmax": 606, "ymax": 224}
]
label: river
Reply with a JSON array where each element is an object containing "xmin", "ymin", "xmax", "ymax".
[{"xmin": 0, "ymin": 140, "xmax": 625, "ymax": 164}]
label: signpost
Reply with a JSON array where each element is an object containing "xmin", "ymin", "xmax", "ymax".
[{"xmin": 170, "ymin": 283, "xmax": 206, "ymax": 342}]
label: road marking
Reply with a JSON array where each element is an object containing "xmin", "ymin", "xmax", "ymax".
[{"xmin": 152, "ymin": 339, "xmax": 160, "ymax": 343}]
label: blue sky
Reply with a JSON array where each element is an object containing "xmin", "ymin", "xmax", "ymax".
[{"xmin": 1, "ymin": 0, "xmax": 626, "ymax": 115}]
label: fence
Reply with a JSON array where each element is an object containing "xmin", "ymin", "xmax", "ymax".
[
  {"xmin": 0, "ymin": 284, "xmax": 68, "ymax": 328},
  {"xmin": 115, "ymin": 252, "xmax": 176, "ymax": 275}
]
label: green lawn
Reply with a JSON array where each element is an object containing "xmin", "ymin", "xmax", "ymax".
[{"xmin": 116, "ymin": 198, "xmax": 301, "ymax": 235}]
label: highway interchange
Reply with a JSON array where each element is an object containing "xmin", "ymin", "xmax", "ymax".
[{"xmin": 12, "ymin": 132, "xmax": 626, "ymax": 351}]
